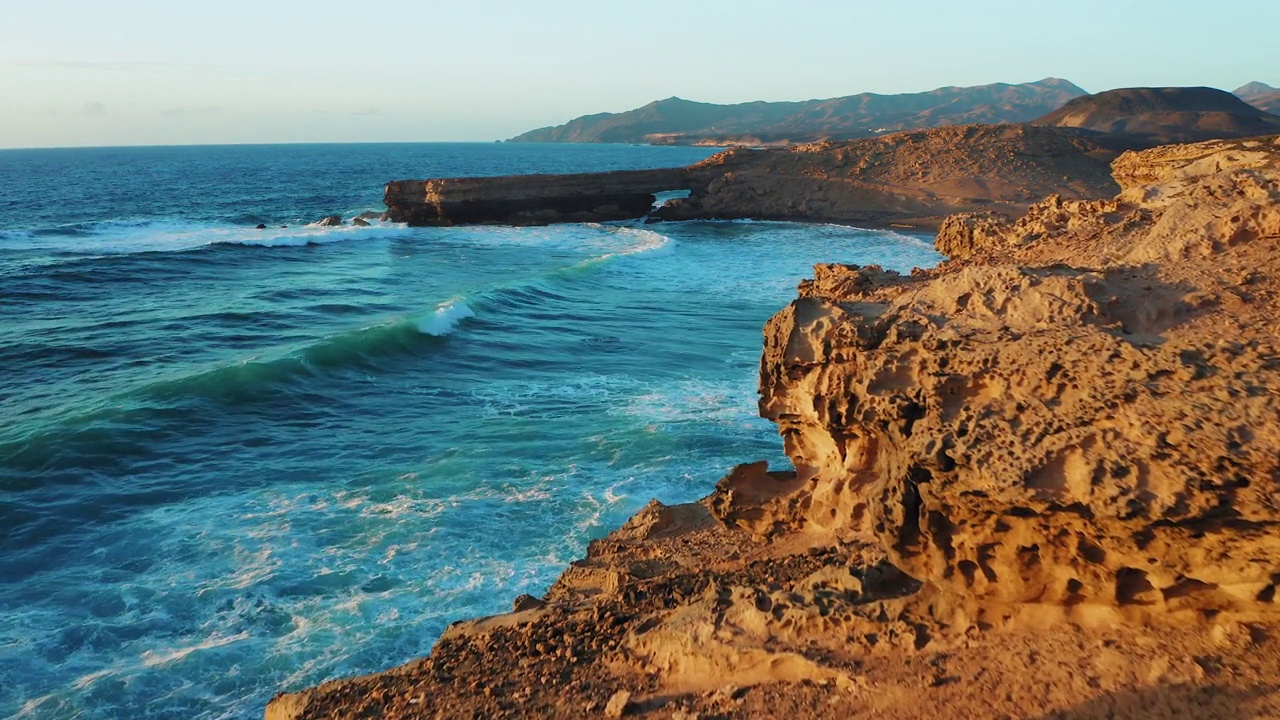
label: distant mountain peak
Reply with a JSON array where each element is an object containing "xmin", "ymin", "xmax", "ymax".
[{"xmin": 1235, "ymin": 81, "xmax": 1277, "ymax": 96}]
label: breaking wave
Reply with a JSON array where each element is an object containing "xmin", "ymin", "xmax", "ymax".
[{"xmin": 0, "ymin": 217, "xmax": 409, "ymax": 255}]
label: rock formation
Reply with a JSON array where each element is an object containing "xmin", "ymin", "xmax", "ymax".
[
  {"xmin": 386, "ymin": 125, "xmax": 1121, "ymax": 230},
  {"xmin": 271, "ymin": 135, "xmax": 1280, "ymax": 719},
  {"xmin": 508, "ymin": 79, "xmax": 1088, "ymax": 146},
  {"xmin": 382, "ymin": 168, "xmax": 688, "ymax": 226},
  {"xmin": 759, "ymin": 135, "xmax": 1280, "ymax": 614},
  {"xmin": 653, "ymin": 124, "xmax": 1120, "ymax": 228},
  {"xmin": 1033, "ymin": 87, "xmax": 1280, "ymax": 146}
]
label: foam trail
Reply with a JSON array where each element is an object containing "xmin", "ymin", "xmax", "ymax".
[
  {"xmin": 570, "ymin": 225, "xmax": 675, "ymax": 270},
  {"xmin": 0, "ymin": 218, "xmax": 409, "ymax": 255},
  {"xmin": 417, "ymin": 299, "xmax": 476, "ymax": 336}
]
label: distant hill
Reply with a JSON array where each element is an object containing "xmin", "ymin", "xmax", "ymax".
[
  {"xmin": 1235, "ymin": 81, "xmax": 1280, "ymax": 113},
  {"xmin": 1032, "ymin": 86, "xmax": 1280, "ymax": 145},
  {"xmin": 509, "ymin": 78, "xmax": 1088, "ymax": 145}
]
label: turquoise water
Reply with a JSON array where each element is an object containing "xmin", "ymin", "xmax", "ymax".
[{"xmin": 0, "ymin": 143, "xmax": 943, "ymax": 719}]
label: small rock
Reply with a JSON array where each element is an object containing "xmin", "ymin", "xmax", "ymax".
[
  {"xmin": 315, "ymin": 215, "xmax": 343, "ymax": 227},
  {"xmin": 512, "ymin": 594, "xmax": 545, "ymax": 612},
  {"xmin": 352, "ymin": 217, "xmax": 371, "ymax": 227},
  {"xmin": 604, "ymin": 690, "xmax": 632, "ymax": 718},
  {"xmin": 255, "ymin": 223, "xmax": 267, "ymax": 229}
]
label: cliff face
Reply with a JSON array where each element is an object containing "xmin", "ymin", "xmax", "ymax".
[
  {"xmin": 508, "ymin": 79, "xmax": 1087, "ymax": 146},
  {"xmin": 272, "ymin": 137, "xmax": 1280, "ymax": 719},
  {"xmin": 760, "ymin": 135, "xmax": 1280, "ymax": 613}
]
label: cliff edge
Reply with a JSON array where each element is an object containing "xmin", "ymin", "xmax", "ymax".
[{"xmin": 272, "ymin": 136, "xmax": 1280, "ymax": 719}]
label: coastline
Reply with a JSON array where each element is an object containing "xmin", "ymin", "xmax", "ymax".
[
  {"xmin": 384, "ymin": 124, "xmax": 1123, "ymax": 231},
  {"xmin": 269, "ymin": 135, "xmax": 1280, "ymax": 718}
]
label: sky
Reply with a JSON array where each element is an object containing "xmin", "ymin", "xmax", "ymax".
[{"xmin": 0, "ymin": 0, "xmax": 1277, "ymax": 148}]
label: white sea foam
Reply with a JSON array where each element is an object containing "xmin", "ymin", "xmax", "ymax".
[
  {"xmin": 4, "ymin": 218, "xmax": 410, "ymax": 255},
  {"xmin": 416, "ymin": 298, "xmax": 476, "ymax": 336},
  {"xmin": 140, "ymin": 632, "xmax": 251, "ymax": 669},
  {"xmin": 590, "ymin": 224, "xmax": 676, "ymax": 257}
]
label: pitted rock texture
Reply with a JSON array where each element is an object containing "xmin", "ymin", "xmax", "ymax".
[{"xmin": 760, "ymin": 135, "xmax": 1280, "ymax": 613}]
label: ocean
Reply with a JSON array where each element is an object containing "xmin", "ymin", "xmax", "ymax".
[{"xmin": 0, "ymin": 142, "xmax": 943, "ymax": 719}]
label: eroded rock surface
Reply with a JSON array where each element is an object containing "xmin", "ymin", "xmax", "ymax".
[
  {"xmin": 761, "ymin": 135, "xmax": 1280, "ymax": 615},
  {"xmin": 269, "ymin": 136, "xmax": 1280, "ymax": 719}
]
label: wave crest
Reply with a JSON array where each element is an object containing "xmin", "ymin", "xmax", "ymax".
[{"xmin": 417, "ymin": 300, "xmax": 476, "ymax": 336}]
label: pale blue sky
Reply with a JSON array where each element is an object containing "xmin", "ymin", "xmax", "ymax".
[{"xmin": 1, "ymin": 0, "xmax": 1276, "ymax": 148}]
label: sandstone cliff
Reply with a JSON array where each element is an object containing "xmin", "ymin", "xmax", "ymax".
[{"xmin": 273, "ymin": 136, "xmax": 1280, "ymax": 719}]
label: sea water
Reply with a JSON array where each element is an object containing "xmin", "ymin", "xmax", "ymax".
[{"xmin": 0, "ymin": 143, "xmax": 943, "ymax": 719}]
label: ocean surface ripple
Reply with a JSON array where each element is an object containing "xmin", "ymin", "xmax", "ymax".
[{"xmin": 0, "ymin": 143, "xmax": 942, "ymax": 719}]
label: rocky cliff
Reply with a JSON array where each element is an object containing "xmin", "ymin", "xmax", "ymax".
[
  {"xmin": 274, "ymin": 136, "xmax": 1280, "ymax": 719},
  {"xmin": 508, "ymin": 79, "xmax": 1087, "ymax": 146}
]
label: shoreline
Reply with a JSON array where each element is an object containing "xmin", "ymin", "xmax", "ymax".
[{"xmin": 269, "ymin": 134, "xmax": 1280, "ymax": 719}]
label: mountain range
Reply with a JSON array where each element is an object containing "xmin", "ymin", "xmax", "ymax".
[
  {"xmin": 510, "ymin": 79, "xmax": 1280, "ymax": 146},
  {"xmin": 509, "ymin": 78, "xmax": 1088, "ymax": 145}
]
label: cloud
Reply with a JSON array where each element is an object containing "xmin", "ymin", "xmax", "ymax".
[{"xmin": 81, "ymin": 101, "xmax": 107, "ymax": 116}]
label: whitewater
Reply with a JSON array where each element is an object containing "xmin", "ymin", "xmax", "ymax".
[{"xmin": 0, "ymin": 142, "xmax": 942, "ymax": 719}]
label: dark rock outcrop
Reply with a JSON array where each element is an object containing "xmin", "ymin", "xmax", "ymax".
[
  {"xmin": 314, "ymin": 215, "xmax": 344, "ymax": 227},
  {"xmin": 382, "ymin": 168, "xmax": 689, "ymax": 226}
]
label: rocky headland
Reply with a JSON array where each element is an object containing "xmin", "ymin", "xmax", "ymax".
[
  {"xmin": 271, "ymin": 135, "xmax": 1280, "ymax": 719},
  {"xmin": 386, "ymin": 124, "xmax": 1122, "ymax": 230},
  {"xmin": 383, "ymin": 168, "xmax": 688, "ymax": 226}
]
